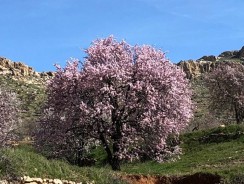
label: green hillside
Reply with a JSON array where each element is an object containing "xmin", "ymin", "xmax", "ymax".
[
  {"xmin": 1, "ymin": 52, "xmax": 244, "ymax": 183},
  {"xmin": 0, "ymin": 75, "xmax": 46, "ymax": 139},
  {"xmin": 1, "ymin": 125, "xmax": 244, "ymax": 183}
]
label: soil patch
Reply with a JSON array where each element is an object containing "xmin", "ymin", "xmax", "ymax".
[{"xmin": 123, "ymin": 172, "xmax": 221, "ymax": 184}]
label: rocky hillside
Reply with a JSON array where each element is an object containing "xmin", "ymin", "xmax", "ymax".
[
  {"xmin": 177, "ymin": 46, "xmax": 244, "ymax": 79},
  {"xmin": 2, "ymin": 45, "xmax": 244, "ymax": 82},
  {"xmin": 0, "ymin": 57, "xmax": 54, "ymax": 85},
  {"xmin": 0, "ymin": 57, "xmax": 49, "ymax": 138},
  {"xmin": 178, "ymin": 46, "xmax": 244, "ymax": 130},
  {"xmin": 1, "ymin": 45, "xmax": 243, "ymax": 133}
]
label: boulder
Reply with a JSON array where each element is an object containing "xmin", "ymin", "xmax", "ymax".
[
  {"xmin": 236, "ymin": 46, "xmax": 244, "ymax": 59},
  {"xmin": 198, "ymin": 55, "xmax": 217, "ymax": 61},
  {"xmin": 218, "ymin": 50, "xmax": 239, "ymax": 58}
]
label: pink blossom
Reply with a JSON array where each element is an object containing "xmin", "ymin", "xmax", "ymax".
[{"xmin": 35, "ymin": 36, "xmax": 194, "ymax": 170}]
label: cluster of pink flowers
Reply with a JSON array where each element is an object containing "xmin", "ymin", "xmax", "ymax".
[
  {"xmin": 205, "ymin": 61, "xmax": 244, "ymax": 124},
  {"xmin": 0, "ymin": 87, "xmax": 21, "ymax": 147},
  {"xmin": 35, "ymin": 36, "xmax": 194, "ymax": 170}
]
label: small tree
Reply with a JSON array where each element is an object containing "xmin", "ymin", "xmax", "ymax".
[
  {"xmin": 205, "ymin": 61, "xmax": 244, "ymax": 124},
  {"xmin": 0, "ymin": 87, "xmax": 21, "ymax": 147},
  {"xmin": 35, "ymin": 36, "xmax": 193, "ymax": 170}
]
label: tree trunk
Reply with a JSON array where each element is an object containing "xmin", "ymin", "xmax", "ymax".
[
  {"xmin": 111, "ymin": 139, "xmax": 121, "ymax": 171},
  {"xmin": 234, "ymin": 104, "xmax": 242, "ymax": 124},
  {"xmin": 100, "ymin": 134, "xmax": 121, "ymax": 170},
  {"xmin": 111, "ymin": 156, "xmax": 121, "ymax": 171},
  {"xmin": 99, "ymin": 133, "xmax": 113, "ymax": 163},
  {"xmin": 76, "ymin": 147, "xmax": 83, "ymax": 166}
]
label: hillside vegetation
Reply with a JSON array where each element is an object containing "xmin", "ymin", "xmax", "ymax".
[
  {"xmin": 1, "ymin": 45, "xmax": 244, "ymax": 183},
  {"xmin": 0, "ymin": 75, "xmax": 46, "ymax": 139},
  {"xmin": 1, "ymin": 125, "xmax": 244, "ymax": 183}
]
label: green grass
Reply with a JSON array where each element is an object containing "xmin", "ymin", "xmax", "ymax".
[
  {"xmin": 0, "ymin": 75, "xmax": 46, "ymax": 138},
  {"xmin": 0, "ymin": 145, "xmax": 126, "ymax": 184},
  {"xmin": 1, "ymin": 125, "xmax": 244, "ymax": 183},
  {"xmin": 121, "ymin": 125, "xmax": 244, "ymax": 182},
  {"xmin": 122, "ymin": 140, "xmax": 244, "ymax": 175}
]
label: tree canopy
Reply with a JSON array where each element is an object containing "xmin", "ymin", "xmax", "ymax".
[
  {"xmin": 205, "ymin": 61, "xmax": 244, "ymax": 124},
  {"xmin": 35, "ymin": 36, "xmax": 193, "ymax": 170}
]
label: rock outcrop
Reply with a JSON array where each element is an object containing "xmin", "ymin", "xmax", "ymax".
[
  {"xmin": 177, "ymin": 60, "xmax": 217, "ymax": 79},
  {"xmin": 0, "ymin": 57, "xmax": 54, "ymax": 84},
  {"xmin": 218, "ymin": 50, "xmax": 239, "ymax": 58},
  {"xmin": 2, "ymin": 45, "xmax": 244, "ymax": 82},
  {"xmin": 235, "ymin": 46, "xmax": 244, "ymax": 59},
  {"xmin": 178, "ymin": 45, "xmax": 244, "ymax": 79},
  {"xmin": 198, "ymin": 55, "xmax": 217, "ymax": 62},
  {"xmin": 0, "ymin": 176, "xmax": 94, "ymax": 184}
]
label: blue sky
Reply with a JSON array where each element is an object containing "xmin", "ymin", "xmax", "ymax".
[{"xmin": 1, "ymin": 0, "xmax": 244, "ymax": 72}]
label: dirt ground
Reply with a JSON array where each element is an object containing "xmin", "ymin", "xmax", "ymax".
[{"xmin": 123, "ymin": 172, "xmax": 221, "ymax": 184}]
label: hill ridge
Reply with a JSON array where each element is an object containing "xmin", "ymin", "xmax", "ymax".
[
  {"xmin": 1, "ymin": 45, "xmax": 244, "ymax": 82},
  {"xmin": 0, "ymin": 57, "xmax": 54, "ymax": 84},
  {"xmin": 177, "ymin": 45, "xmax": 244, "ymax": 79}
]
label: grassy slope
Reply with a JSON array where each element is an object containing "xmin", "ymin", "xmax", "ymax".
[
  {"xmin": 121, "ymin": 125, "xmax": 244, "ymax": 184},
  {"xmin": 1, "ymin": 60, "xmax": 244, "ymax": 183},
  {"xmin": 186, "ymin": 58, "xmax": 244, "ymax": 131},
  {"xmin": 1, "ymin": 125, "xmax": 244, "ymax": 183},
  {"xmin": 0, "ymin": 145, "xmax": 125, "ymax": 184},
  {"xmin": 0, "ymin": 75, "xmax": 46, "ymax": 138}
]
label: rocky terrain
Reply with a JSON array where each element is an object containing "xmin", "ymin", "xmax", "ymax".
[
  {"xmin": 0, "ymin": 57, "xmax": 48, "ymax": 139},
  {"xmin": 176, "ymin": 46, "xmax": 244, "ymax": 130},
  {"xmin": 0, "ymin": 173, "xmax": 221, "ymax": 184},
  {"xmin": 1, "ymin": 45, "xmax": 244, "ymax": 83},
  {"xmin": 177, "ymin": 46, "xmax": 244, "ymax": 79},
  {"xmin": 0, "ymin": 57, "xmax": 54, "ymax": 85},
  {"xmin": 0, "ymin": 45, "xmax": 243, "ymax": 134},
  {"xmin": 1, "ymin": 47, "xmax": 244, "ymax": 184},
  {"xmin": 0, "ymin": 176, "xmax": 94, "ymax": 184}
]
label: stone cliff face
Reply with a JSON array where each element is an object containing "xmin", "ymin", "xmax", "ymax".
[
  {"xmin": 1, "ymin": 45, "xmax": 244, "ymax": 82},
  {"xmin": 177, "ymin": 46, "xmax": 244, "ymax": 79},
  {"xmin": 177, "ymin": 60, "xmax": 217, "ymax": 79},
  {"xmin": 0, "ymin": 57, "xmax": 54, "ymax": 84}
]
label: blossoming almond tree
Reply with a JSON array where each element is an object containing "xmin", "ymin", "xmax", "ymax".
[
  {"xmin": 35, "ymin": 36, "xmax": 193, "ymax": 170},
  {"xmin": 205, "ymin": 61, "xmax": 244, "ymax": 124},
  {"xmin": 0, "ymin": 87, "xmax": 21, "ymax": 147}
]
